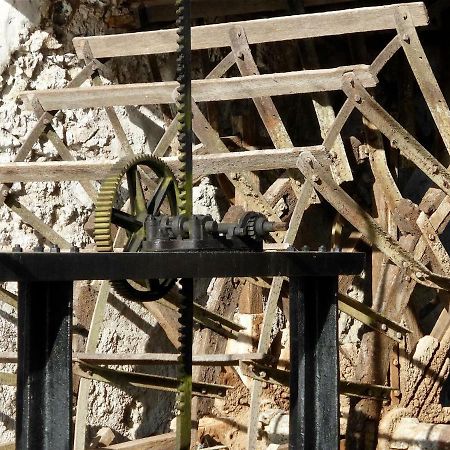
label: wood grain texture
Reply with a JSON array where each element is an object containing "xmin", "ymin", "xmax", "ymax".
[
  {"xmin": 21, "ymin": 65, "xmax": 377, "ymax": 111},
  {"xmin": 0, "ymin": 147, "xmax": 326, "ymax": 183},
  {"xmin": 72, "ymin": 3, "xmax": 428, "ymax": 58}
]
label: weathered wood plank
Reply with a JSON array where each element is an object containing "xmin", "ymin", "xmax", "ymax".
[
  {"xmin": 97, "ymin": 433, "xmax": 176, "ymax": 450},
  {"xmin": 72, "ymin": 3, "xmax": 428, "ymax": 58},
  {"xmin": 21, "ymin": 65, "xmax": 377, "ymax": 111},
  {"xmin": 0, "ymin": 147, "xmax": 326, "ymax": 183}
]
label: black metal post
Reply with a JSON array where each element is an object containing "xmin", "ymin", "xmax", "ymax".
[
  {"xmin": 16, "ymin": 281, "xmax": 73, "ymax": 450},
  {"xmin": 289, "ymin": 276, "xmax": 339, "ymax": 450}
]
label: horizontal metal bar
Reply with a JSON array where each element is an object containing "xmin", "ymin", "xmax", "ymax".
[
  {"xmin": 338, "ymin": 293, "xmax": 410, "ymax": 342},
  {"xmin": 241, "ymin": 362, "xmax": 393, "ymax": 399},
  {"xmin": 74, "ymin": 362, "xmax": 229, "ymax": 398},
  {"xmin": 0, "ymin": 352, "xmax": 265, "ymax": 366},
  {"xmin": 0, "ymin": 250, "xmax": 365, "ymax": 281}
]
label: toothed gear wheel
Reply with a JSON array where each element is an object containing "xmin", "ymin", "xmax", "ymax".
[
  {"xmin": 239, "ymin": 212, "xmax": 266, "ymax": 239},
  {"xmin": 94, "ymin": 154, "xmax": 180, "ymax": 302}
]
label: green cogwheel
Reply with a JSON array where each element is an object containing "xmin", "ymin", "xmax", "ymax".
[{"xmin": 94, "ymin": 154, "xmax": 180, "ymax": 301}]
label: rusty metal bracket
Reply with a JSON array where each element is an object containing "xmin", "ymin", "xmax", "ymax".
[
  {"xmin": 241, "ymin": 361, "xmax": 393, "ymax": 400},
  {"xmin": 342, "ymin": 76, "xmax": 450, "ymax": 199},
  {"xmin": 160, "ymin": 296, "xmax": 244, "ymax": 340},
  {"xmin": 338, "ymin": 293, "xmax": 409, "ymax": 342},
  {"xmin": 74, "ymin": 362, "xmax": 230, "ymax": 399},
  {"xmin": 296, "ymin": 151, "xmax": 450, "ymax": 291}
]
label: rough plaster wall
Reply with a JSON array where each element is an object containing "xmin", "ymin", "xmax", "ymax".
[{"xmin": 0, "ymin": 1, "xmax": 222, "ymax": 444}]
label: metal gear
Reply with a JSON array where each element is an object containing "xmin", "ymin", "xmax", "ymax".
[{"xmin": 94, "ymin": 154, "xmax": 179, "ymax": 302}]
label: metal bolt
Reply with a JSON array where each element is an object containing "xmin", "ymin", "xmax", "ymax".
[
  {"xmin": 201, "ymin": 389, "xmax": 207, "ymax": 395},
  {"xmin": 70, "ymin": 243, "xmax": 80, "ymax": 253},
  {"xmin": 444, "ymin": 180, "xmax": 449, "ymax": 189},
  {"xmin": 432, "ymin": 165, "xmax": 439, "ymax": 174},
  {"xmin": 391, "ymin": 140, "xmax": 397, "ymax": 149},
  {"xmin": 50, "ymin": 244, "xmax": 60, "ymax": 253},
  {"xmin": 381, "ymin": 324, "xmax": 388, "ymax": 331},
  {"xmin": 354, "ymin": 94, "xmax": 362, "ymax": 103},
  {"xmin": 394, "ymin": 389, "xmax": 401, "ymax": 397},
  {"xmin": 393, "ymin": 359, "xmax": 399, "ymax": 367},
  {"xmin": 402, "ymin": 33, "xmax": 410, "ymax": 43},
  {"xmin": 12, "ymin": 244, "xmax": 23, "ymax": 252},
  {"xmin": 259, "ymin": 371, "xmax": 267, "ymax": 379},
  {"xmin": 1, "ymin": 188, "xmax": 8, "ymax": 198},
  {"xmin": 404, "ymin": 275, "xmax": 411, "ymax": 282},
  {"xmin": 428, "ymin": 234, "xmax": 436, "ymax": 241},
  {"xmin": 311, "ymin": 174, "xmax": 320, "ymax": 183},
  {"xmin": 415, "ymin": 271, "xmax": 424, "ymax": 279},
  {"xmin": 301, "ymin": 245, "xmax": 310, "ymax": 252},
  {"xmin": 397, "ymin": 332, "xmax": 403, "ymax": 340},
  {"xmin": 33, "ymin": 244, "xmax": 44, "ymax": 252},
  {"xmin": 318, "ymin": 245, "xmax": 327, "ymax": 252}
]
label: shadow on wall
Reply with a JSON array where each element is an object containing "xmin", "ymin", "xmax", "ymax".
[{"xmin": 2, "ymin": 0, "xmax": 41, "ymax": 24}]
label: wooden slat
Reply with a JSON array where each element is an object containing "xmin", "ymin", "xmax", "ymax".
[
  {"xmin": 21, "ymin": 65, "xmax": 377, "ymax": 111},
  {"xmin": 72, "ymin": 3, "xmax": 428, "ymax": 58},
  {"xmin": 98, "ymin": 433, "xmax": 176, "ymax": 450},
  {"xmin": 0, "ymin": 147, "xmax": 326, "ymax": 183}
]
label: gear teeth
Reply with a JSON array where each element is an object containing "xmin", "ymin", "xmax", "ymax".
[{"xmin": 94, "ymin": 154, "xmax": 179, "ymax": 299}]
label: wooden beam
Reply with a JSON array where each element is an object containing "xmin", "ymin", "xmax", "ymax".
[
  {"xmin": 96, "ymin": 433, "xmax": 176, "ymax": 450},
  {"xmin": 21, "ymin": 65, "xmax": 377, "ymax": 111},
  {"xmin": 0, "ymin": 146, "xmax": 327, "ymax": 183},
  {"xmin": 72, "ymin": 3, "xmax": 428, "ymax": 58}
]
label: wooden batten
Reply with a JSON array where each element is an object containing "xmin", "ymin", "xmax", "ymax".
[
  {"xmin": 20, "ymin": 65, "xmax": 377, "ymax": 111},
  {"xmin": 0, "ymin": 147, "xmax": 327, "ymax": 183},
  {"xmin": 73, "ymin": 3, "xmax": 428, "ymax": 58}
]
